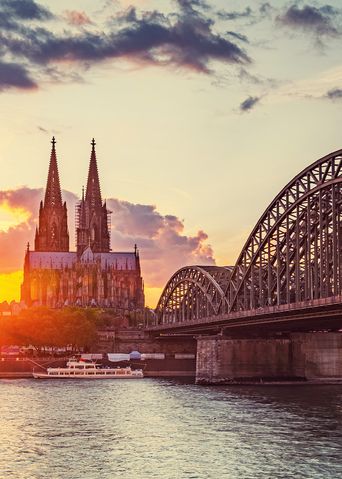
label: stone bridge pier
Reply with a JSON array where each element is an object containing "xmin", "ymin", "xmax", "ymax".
[{"xmin": 196, "ymin": 333, "xmax": 342, "ymax": 385}]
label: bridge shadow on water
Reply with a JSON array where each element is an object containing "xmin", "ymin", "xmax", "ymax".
[{"xmin": 154, "ymin": 376, "xmax": 342, "ymax": 430}]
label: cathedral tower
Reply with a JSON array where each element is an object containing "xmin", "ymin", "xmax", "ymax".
[
  {"xmin": 76, "ymin": 139, "xmax": 111, "ymax": 255},
  {"xmin": 22, "ymin": 138, "xmax": 144, "ymax": 309},
  {"xmin": 35, "ymin": 137, "xmax": 69, "ymax": 252}
]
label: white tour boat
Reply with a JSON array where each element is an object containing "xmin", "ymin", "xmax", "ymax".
[{"xmin": 33, "ymin": 359, "xmax": 144, "ymax": 379}]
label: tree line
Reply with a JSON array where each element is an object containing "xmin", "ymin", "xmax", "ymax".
[
  {"xmin": 0, "ymin": 307, "xmax": 116, "ymax": 353},
  {"xmin": 0, "ymin": 306, "xmax": 155, "ymax": 354}
]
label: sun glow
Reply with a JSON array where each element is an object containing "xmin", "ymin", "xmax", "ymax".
[
  {"xmin": 144, "ymin": 286, "xmax": 162, "ymax": 309},
  {"xmin": 0, "ymin": 271, "xmax": 22, "ymax": 303},
  {"xmin": 0, "ymin": 202, "xmax": 30, "ymax": 232},
  {"xmin": 0, "ymin": 273, "xmax": 161, "ymax": 309}
]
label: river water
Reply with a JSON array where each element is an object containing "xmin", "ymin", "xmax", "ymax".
[{"xmin": 0, "ymin": 379, "xmax": 341, "ymax": 479}]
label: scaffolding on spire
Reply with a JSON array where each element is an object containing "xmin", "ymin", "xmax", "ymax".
[{"xmin": 76, "ymin": 139, "xmax": 111, "ymax": 254}]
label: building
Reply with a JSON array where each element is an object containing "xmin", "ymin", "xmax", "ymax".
[{"xmin": 21, "ymin": 138, "xmax": 144, "ymax": 310}]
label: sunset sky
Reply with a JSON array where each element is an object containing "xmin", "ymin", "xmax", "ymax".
[{"xmin": 0, "ymin": 0, "xmax": 341, "ymax": 306}]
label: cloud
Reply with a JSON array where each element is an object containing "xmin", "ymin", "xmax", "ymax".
[
  {"xmin": 238, "ymin": 67, "xmax": 267, "ymax": 85},
  {"xmin": 103, "ymin": 198, "xmax": 216, "ymax": 286},
  {"xmin": 217, "ymin": 4, "xmax": 273, "ymax": 24},
  {"xmin": 0, "ymin": 188, "xmax": 43, "ymax": 272},
  {"xmin": 276, "ymin": 4, "xmax": 340, "ymax": 39},
  {"xmin": 63, "ymin": 10, "xmax": 92, "ymax": 26},
  {"xmin": 177, "ymin": 0, "xmax": 211, "ymax": 14},
  {"xmin": 0, "ymin": 187, "xmax": 45, "ymax": 215},
  {"xmin": 266, "ymin": 65, "xmax": 342, "ymax": 103},
  {"xmin": 0, "ymin": 12, "xmax": 17, "ymax": 30},
  {"xmin": 114, "ymin": 6, "xmax": 139, "ymax": 24},
  {"xmin": 113, "ymin": 6, "xmax": 168, "ymax": 25},
  {"xmin": 0, "ymin": 0, "xmax": 251, "ymax": 86},
  {"xmin": 0, "ymin": 0, "xmax": 53, "ymax": 39},
  {"xmin": 0, "ymin": 61, "xmax": 37, "ymax": 91},
  {"xmin": 0, "ymin": 187, "xmax": 215, "ymax": 288},
  {"xmin": 226, "ymin": 31, "xmax": 249, "ymax": 43},
  {"xmin": 0, "ymin": 0, "xmax": 53, "ymax": 20},
  {"xmin": 244, "ymin": 66, "xmax": 342, "ymax": 108},
  {"xmin": 259, "ymin": 3, "xmax": 273, "ymax": 17},
  {"xmin": 107, "ymin": 199, "xmax": 164, "ymax": 237},
  {"xmin": 326, "ymin": 87, "xmax": 342, "ymax": 100},
  {"xmin": 217, "ymin": 7, "xmax": 252, "ymax": 21},
  {"xmin": 239, "ymin": 95, "xmax": 260, "ymax": 112}
]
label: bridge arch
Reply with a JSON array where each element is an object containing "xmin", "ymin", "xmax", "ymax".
[
  {"xmin": 155, "ymin": 266, "xmax": 231, "ymax": 324},
  {"xmin": 226, "ymin": 148, "xmax": 342, "ymax": 312},
  {"xmin": 156, "ymin": 149, "xmax": 342, "ymax": 325}
]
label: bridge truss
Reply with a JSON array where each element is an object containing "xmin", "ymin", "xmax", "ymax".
[
  {"xmin": 156, "ymin": 266, "xmax": 232, "ymax": 324},
  {"xmin": 156, "ymin": 149, "xmax": 342, "ymax": 326}
]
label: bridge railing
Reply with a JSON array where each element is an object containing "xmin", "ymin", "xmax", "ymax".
[{"xmin": 148, "ymin": 294, "xmax": 342, "ymax": 330}]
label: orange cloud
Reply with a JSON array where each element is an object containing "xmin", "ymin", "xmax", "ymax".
[
  {"xmin": 0, "ymin": 187, "xmax": 216, "ymax": 306},
  {"xmin": 63, "ymin": 10, "xmax": 92, "ymax": 26},
  {"xmin": 0, "ymin": 188, "xmax": 44, "ymax": 273},
  {"xmin": 0, "ymin": 201, "xmax": 31, "ymax": 232},
  {"xmin": 107, "ymin": 199, "xmax": 216, "ymax": 287}
]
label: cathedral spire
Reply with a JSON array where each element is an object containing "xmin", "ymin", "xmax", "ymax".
[
  {"xmin": 44, "ymin": 137, "xmax": 62, "ymax": 208},
  {"xmin": 76, "ymin": 139, "xmax": 110, "ymax": 255},
  {"xmin": 35, "ymin": 138, "xmax": 69, "ymax": 252},
  {"xmin": 85, "ymin": 138, "xmax": 102, "ymax": 209}
]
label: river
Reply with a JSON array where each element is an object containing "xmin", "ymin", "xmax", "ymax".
[{"xmin": 0, "ymin": 379, "xmax": 341, "ymax": 478}]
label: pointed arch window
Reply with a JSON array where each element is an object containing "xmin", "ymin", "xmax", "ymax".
[{"xmin": 51, "ymin": 222, "xmax": 58, "ymax": 242}]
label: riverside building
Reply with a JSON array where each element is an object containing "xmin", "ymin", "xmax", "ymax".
[{"xmin": 21, "ymin": 138, "xmax": 144, "ymax": 310}]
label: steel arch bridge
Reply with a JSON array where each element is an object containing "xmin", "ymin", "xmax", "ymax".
[
  {"xmin": 154, "ymin": 148, "xmax": 342, "ymax": 330},
  {"xmin": 155, "ymin": 266, "xmax": 232, "ymax": 323}
]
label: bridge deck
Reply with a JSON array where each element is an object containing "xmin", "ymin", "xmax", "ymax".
[{"xmin": 148, "ymin": 296, "xmax": 342, "ymax": 334}]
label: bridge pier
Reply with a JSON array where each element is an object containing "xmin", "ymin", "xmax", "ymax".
[{"xmin": 196, "ymin": 332, "xmax": 342, "ymax": 384}]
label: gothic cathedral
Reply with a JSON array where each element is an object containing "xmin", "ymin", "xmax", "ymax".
[{"xmin": 21, "ymin": 138, "xmax": 144, "ymax": 310}]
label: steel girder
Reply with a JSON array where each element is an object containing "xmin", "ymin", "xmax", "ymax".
[
  {"xmin": 156, "ymin": 149, "xmax": 342, "ymax": 325},
  {"xmin": 155, "ymin": 266, "xmax": 231, "ymax": 324},
  {"xmin": 226, "ymin": 148, "xmax": 342, "ymax": 313}
]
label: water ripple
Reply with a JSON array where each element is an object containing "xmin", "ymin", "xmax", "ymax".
[{"xmin": 0, "ymin": 379, "xmax": 341, "ymax": 478}]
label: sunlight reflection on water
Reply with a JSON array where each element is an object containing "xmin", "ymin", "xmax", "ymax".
[{"xmin": 0, "ymin": 379, "xmax": 342, "ymax": 478}]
